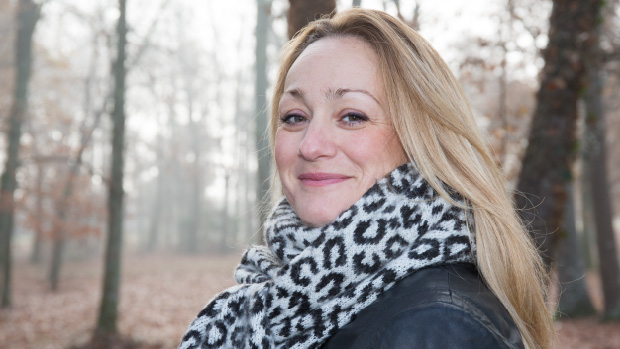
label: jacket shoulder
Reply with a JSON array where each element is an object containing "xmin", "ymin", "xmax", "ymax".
[{"xmin": 322, "ymin": 263, "xmax": 524, "ymax": 349}]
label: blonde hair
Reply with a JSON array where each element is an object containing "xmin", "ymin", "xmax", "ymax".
[{"xmin": 269, "ymin": 8, "xmax": 554, "ymax": 349}]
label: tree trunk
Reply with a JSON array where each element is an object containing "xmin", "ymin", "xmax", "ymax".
[
  {"xmin": 165, "ymin": 84, "xmax": 180, "ymax": 249},
  {"xmin": 0, "ymin": 0, "xmax": 41, "ymax": 309},
  {"xmin": 220, "ymin": 172, "xmax": 231, "ymax": 253},
  {"xmin": 245, "ymin": 143, "xmax": 256, "ymax": 242},
  {"xmin": 233, "ymin": 63, "xmax": 247, "ymax": 243},
  {"xmin": 556, "ymin": 183, "xmax": 596, "ymax": 318},
  {"xmin": 254, "ymin": 0, "xmax": 271, "ymax": 243},
  {"xmin": 186, "ymin": 94, "xmax": 202, "ymax": 254},
  {"xmin": 579, "ymin": 164, "xmax": 599, "ymax": 269},
  {"xmin": 146, "ymin": 113, "xmax": 163, "ymax": 252},
  {"xmin": 514, "ymin": 0, "xmax": 602, "ymax": 269},
  {"xmin": 49, "ymin": 34, "xmax": 108, "ymax": 291},
  {"xmin": 30, "ymin": 162, "xmax": 44, "ymax": 264},
  {"xmin": 497, "ymin": 41, "xmax": 508, "ymax": 164},
  {"xmin": 96, "ymin": 0, "xmax": 127, "ymax": 335},
  {"xmin": 48, "ymin": 181, "xmax": 71, "ymax": 292},
  {"xmin": 583, "ymin": 18, "xmax": 620, "ymax": 318},
  {"xmin": 49, "ymin": 157, "xmax": 85, "ymax": 291},
  {"xmin": 287, "ymin": 0, "xmax": 336, "ymax": 38}
]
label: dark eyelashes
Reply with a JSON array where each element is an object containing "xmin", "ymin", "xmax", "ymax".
[
  {"xmin": 280, "ymin": 113, "xmax": 307, "ymax": 124},
  {"xmin": 342, "ymin": 112, "xmax": 368, "ymax": 122},
  {"xmin": 279, "ymin": 111, "xmax": 369, "ymax": 126}
]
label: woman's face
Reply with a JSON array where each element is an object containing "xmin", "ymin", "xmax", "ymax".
[{"xmin": 275, "ymin": 36, "xmax": 407, "ymax": 227}]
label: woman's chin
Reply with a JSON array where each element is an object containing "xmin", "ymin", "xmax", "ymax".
[
  {"xmin": 286, "ymin": 179, "xmax": 367, "ymax": 227},
  {"xmin": 296, "ymin": 201, "xmax": 351, "ymax": 228}
]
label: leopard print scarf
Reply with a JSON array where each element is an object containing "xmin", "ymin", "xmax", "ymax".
[{"xmin": 180, "ymin": 163, "xmax": 475, "ymax": 349}]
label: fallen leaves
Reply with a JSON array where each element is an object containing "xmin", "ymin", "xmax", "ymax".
[
  {"xmin": 0, "ymin": 253, "xmax": 239, "ymax": 348},
  {"xmin": 1, "ymin": 252, "xmax": 619, "ymax": 348}
]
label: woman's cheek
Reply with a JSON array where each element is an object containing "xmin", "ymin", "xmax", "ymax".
[{"xmin": 274, "ymin": 131, "xmax": 300, "ymax": 181}]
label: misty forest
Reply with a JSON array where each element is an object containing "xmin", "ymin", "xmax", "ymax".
[{"xmin": 1, "ymin": 0, "xmax": 620, "ymax": 347}]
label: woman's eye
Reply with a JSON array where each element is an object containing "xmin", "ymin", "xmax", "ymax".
[
  {"xmin": 341, "ymin": 113, "xmax": 368, "ymax": 125},
  {"xmin": 281, "ymin": 114, "xmax": 307, "ymax": 125}
]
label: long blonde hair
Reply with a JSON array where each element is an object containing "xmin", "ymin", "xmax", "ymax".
[{"xmin": 269, "ymin": 8, "xmax": 554, "ymax": 349}]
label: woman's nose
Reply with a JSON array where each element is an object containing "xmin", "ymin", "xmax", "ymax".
[{"xmin": 297, "ymin": 118, "xmax": 337, "ymax": 161}]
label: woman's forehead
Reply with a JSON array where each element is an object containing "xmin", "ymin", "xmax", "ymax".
[{"xmin": 283, "ymin": 37, "xmax": 382, "ymax": 93}]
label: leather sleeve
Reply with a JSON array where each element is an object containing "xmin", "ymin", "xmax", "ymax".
[{"xmin": 371, "ymin": 303, "xmax": 517, "ymax": 349}]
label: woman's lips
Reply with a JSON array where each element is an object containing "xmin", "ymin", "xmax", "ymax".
[{"xmin": 298, "ymin": 173, "xmax": 352, "ymax": 187}]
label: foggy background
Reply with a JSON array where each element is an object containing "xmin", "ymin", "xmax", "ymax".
[{"xmin": 0, "ymin": 0, "xmax": 619, "ymax": 348}]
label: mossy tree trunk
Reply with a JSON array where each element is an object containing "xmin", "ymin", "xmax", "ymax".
[
  {"xmin": 515, "ymin": 0, "xmax": 602, "ymax": 269},
  {"xmin": 0, "ymin": 0, "xmax": 41, "ymax": 309}
]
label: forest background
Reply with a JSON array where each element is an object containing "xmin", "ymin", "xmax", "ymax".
[{"xmin": 0, "ymin": 0, "xmax": 619, "ymax": 348}]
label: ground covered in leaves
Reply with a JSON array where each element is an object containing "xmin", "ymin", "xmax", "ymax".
[{"xmin": 1, "ymin": 253, "xmax": 619, "ymax": 348}]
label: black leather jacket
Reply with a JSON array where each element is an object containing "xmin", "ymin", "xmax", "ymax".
[{"xmin": 321, "ymin": 263, "xmax": 524, "ymax": 349}]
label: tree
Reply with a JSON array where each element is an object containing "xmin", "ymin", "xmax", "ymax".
[
  {"xmin": 146, "ymin": 83, "xmax": 164, "ymax": 252},
  {"xmin": 583, "ymin": 3, "xmax": 620, "ymax": 318},
  {"xmin": 556, "ymin": 183, "xmax": 596, "ymax": 317},
  {"xmin": 393, "ymin": 0, "xmax": 420, "ymax": 30},
  {"xmin": 0, "ymin": 0, "xmax": 41, "ymax": 309},
  {"xmin": 255, "ymin": 0, "xmax": 271, "ymax": 241},
  {"xmin": 28, "ymin": 138, "xmax": 45, "ymax": 264},
  {"xmin": 43, "ymin": 0, "xmax": 166, "ymax": 286},
  {"xmin": 96, "ymin": 0, "xmax": 127, "ymax": 336},
  {"xmin": 455, "ymin": 0, "xmax": 549, "ymax": 182},
  {"xmin": 515, "ymin": 0, "xmax": 602, "ymax": 268},
  {"xmin": 287, "ymin": 0, "xmax": 336, "ymax": 39},
  {"xmin": 48, "ymin": 32, "xmax": 109, "ymax": 291}
]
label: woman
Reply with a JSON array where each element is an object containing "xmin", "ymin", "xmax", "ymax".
[{"xmin": 181, "ymin": 8, "xmax": 554, "ymax": 349}]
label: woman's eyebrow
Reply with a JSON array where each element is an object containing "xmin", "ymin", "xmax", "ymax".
[
  {"xmin": 283, "ymin": 88, "xmax": 308, "ymax": 105},
  {"xmin": 327, "ymin": 87, "xmax": 381, "ymax": 106},
  {"xmin": 282, "ymin": 87, "xmax": 381, "ymax": 107}
]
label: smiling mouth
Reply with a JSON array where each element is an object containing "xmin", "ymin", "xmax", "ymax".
[{"xmin": 298, "ymin": 173, "xmax": 352, "ymax": 187}]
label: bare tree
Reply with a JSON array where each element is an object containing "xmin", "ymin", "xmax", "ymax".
[
  {"xmin": 515, "ymin": 0, "xmax": 602, "ymax": 268},
  {"xmin": 393, "ymin": 0, "xmax": 420, "ymax": 29},
  {"xmin": 47, "ymin": 0, "xmax": 168, "ymax": 287},
  {"xmin": 255, "ymin": 0, "xmax": 271, "ymax": 241},
  {"xmin": 0, "ymin": 0, "xmax": 41, "ymax": 309},
  {"xmin": 48, "ymin": 28, "xmax": 108, "ymax": 291},
  {"xmin": 96, "ymin": 0, "xmax": 127, "ymax": 336}
]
